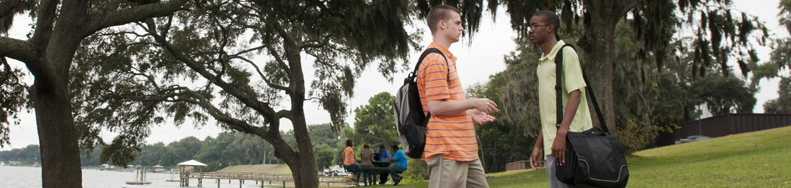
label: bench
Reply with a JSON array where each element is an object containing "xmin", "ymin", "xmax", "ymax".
[
  {"xmin": 361, "ymin": 166, "xmax": 403, "ymax": 174},
  {"xmin": 345, "ymin": 161, "xmax": 405, "ymax": 174}
]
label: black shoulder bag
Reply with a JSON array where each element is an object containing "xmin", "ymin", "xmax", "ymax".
[{"xmin": 554, "ymin": 44, "xmax": 630, "ymax": 188}]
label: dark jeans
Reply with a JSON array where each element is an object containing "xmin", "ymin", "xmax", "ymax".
[
  {"xmin": 389, "ymin": 165, "xmax": 407, "ymax": 181},
  {"xmin": 344, "ymin": 164, "xmax": 361, "ymax": 181},
  {"xmin": 374, "ymin": 160, "xmax": 389, "ymax": 184},
  {"xmin": 379, "ymin": 172, "xmax": 389, "ymax": 184},
  {"xmin": 361, "ymin": 165, "xmax": 374, "ymax": 185}
]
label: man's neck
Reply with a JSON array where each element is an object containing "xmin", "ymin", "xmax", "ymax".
[
  {"xmin": 540, "ymin": 39, "xmax": 559, "ymax": 56},
  {"xmin": 433, "ymin": 36, "xmax": 453, "ymax": 50}
]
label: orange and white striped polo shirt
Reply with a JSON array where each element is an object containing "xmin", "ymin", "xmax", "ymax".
[{"xmin": 417, "ymin": 42, "xmax": 478, "ymax": 162}]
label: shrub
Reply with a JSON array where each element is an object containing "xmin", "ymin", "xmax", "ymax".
[
  {"xmin": 613, "ymin": 114, "xmax": 664, "ymax": 154},
  {"xmin": 402, "ymin": 158, "xmax": 428, "ymax": 180}
]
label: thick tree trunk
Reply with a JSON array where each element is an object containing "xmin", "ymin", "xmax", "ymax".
[
  {"xmin": 31, "ymin": 1, "xmax": 88, "ymax": 187},
  {"xmin": 290, "ymin": 112, "xmax": 319, "ymax": 187},
  {"xmin": 269, "ymin": 117, "xmax": 319, "ymax": 188},
  {"xmin": 579, "ymin": 0, "xmax": 640, "ymax": 133},
  {"xmin": 1, "ymin": 1, "xmax": 187, "ymax": 188},
  {"xmin": 580, "ymin": 22, "xmax": 617, "ymax": 133},
  {"xmin": 28, "ymin": 2, "xmax": 86, "ymax": 186},
  {"xmin": 31, "ymin": 81, "xmax": 82, "ymax": 188},
  {"xmin": 281, "ymin": 32, "xmax": 319, "ymax": 188}
]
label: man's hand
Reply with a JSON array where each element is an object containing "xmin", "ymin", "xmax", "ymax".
[
  {"xmin": 470, "ymin": 98, "xmax": 498, "ymax": 114},
  {"xmin": 550, "ymin": 130, "xmax": 568, "ymax": 166},
  {"xmin": 529, "ymin": 146, "xmax": 544, "ymax": 170},
  {"xmin": 470, "ymin": 109, "xmax": 495, "ymax": 125}
]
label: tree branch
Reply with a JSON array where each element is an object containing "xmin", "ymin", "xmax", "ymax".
[
  {"xmin": 30, "ymin": 0, "xmax": 59, "ymax": 49},
  {"xmin": 275, "ymin": 109, "xmax": 292, "ymax": 120},
  {"xmin": 234, "ymin": 56, "xmax": 291, "ymax": 93},
  {"xmin": 300, "ymin": 35, "xmax": 330, "ymax": 49},
  {"xmin": 94, "ymin": 31, "xmax": 151, "ymax": 38},
  {"xmin": 161, "ymin": 15, "xmax": 174, "ymax": 37},
  {"xmin": 0, "ymin": 0, "xmax": 22, "ymax": 19},
  {"xmin": 621, "ymin": 0, "xmax": 643, "ymax": 17},
  {"xmin": 0, "ymin": 37, "xmax": 37, "ymax": 64},
  {"xmin": 128, "ymin": 71, "xmax": 161, "ymax": 90},
  {"xmin": 84, "ymin": 0, "xmax": 189, "ymax": 37},
  {"xmin": 231, "ymin": 45, "xmax": 266, "ymax": 57},
  {"xmin": 145, "ymin": 24, "xmax": 280, "ymax": 123},
  {"xmin": 266, "ymin": 18, "xmax": 297, "ymax": 48},
  {"xmin": 179, "ymin": 89, "xmax": 270, "ymax": 138},
  {"xmin": 265, "ymin": 44, "xmax": 293, "ymax": 80}
]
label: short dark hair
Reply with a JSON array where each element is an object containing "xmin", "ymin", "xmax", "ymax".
[
  {"xmin": 391, "ymin": 145, "xmax": 399, "ymax": 151},
  {"xmin": 346, "ymin": 139, "xmax": 353, "ymax": 147},
  {"xmin": 363, "ymin": 142, "xmax": 370, "ymax": 148},
  {"xmin": 379, "ymin": 145, "xmax": 385, "ymax": 149},
  {"xmin": 533, "ymin": 11, "xmax": 561, "ymax": 40},
  {"xmin": 426, "ymin": 5, "xmax": 461, "ymax": 35}
]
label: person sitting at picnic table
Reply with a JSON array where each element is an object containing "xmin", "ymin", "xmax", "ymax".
[
  {"xmin": 342, "ymin": 139, "xmax": 361, "ymax": 183},
  {"xmin": 386, "ymin": 145, "xmax": 408, "ymax": 186},
  {"xmin": 360, "ymin": 142, "xmax": 375, "ymax": 186},
  {"xmin": 376, "ymin": 145, "xmax": 392, "ymax": 184}
]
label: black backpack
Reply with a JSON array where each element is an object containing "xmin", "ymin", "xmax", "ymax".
[{"xmin": 393, "ymin": 48, "xmax": 447, "ymax": 159}]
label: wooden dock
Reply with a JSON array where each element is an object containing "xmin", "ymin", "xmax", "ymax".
[{"xmin": 179, "ymin": 172, "xmax": 353, "ymax": 187}]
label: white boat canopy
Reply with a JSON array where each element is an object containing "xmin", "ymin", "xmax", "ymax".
[{"xmin": 176, "ymin": 160, "xmax": 207, "ymax": 167}]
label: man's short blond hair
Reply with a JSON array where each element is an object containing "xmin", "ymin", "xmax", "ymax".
[{"xmin": 426, "ymin": 5, "xmax": 461, "ymax": 35}]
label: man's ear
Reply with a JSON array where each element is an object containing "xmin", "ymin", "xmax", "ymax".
[
  {"xmin": 438, "ymin": 19, "xmax": 446, "ymax": 31},
  {"xmin": 548, "ymin": 24, "xmax": 555, "ymax": 34}
]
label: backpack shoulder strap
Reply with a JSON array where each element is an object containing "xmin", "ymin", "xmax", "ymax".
[
  {"xmin": 413, "ymin": 48, "xmax": 449, "ymax": 82},
  {"xmin": 554, "ymin": 44, "xmax": 609, "ymax": 133},
  {"xmin": 413, "ymin": 48, "xmax": 450, "ymax": 120}
]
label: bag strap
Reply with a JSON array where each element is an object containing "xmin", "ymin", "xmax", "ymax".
[
  {"xmin": 412, "ymin": 48, "xmax": 450, "ymax": 82},
  {"xmin": 412, "ymin": 48, "xmax": 450, "ymax": 119},
  {"xmin": 554, "ymin": 44, "xmax": 609, "ymax": 133}
]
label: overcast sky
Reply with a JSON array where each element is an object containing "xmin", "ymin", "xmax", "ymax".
[{"xmin": 2, "ymin": 0, "xmax": 788, "ymax": 151}]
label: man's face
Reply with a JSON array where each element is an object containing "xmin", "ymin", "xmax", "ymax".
[
  {"xmin": 528, "ymin": 15, "xmax": 552, "ymax": 44},
  {"xmin": 443, "ymin": 12, "xmax": 464, "ymax": 43}
]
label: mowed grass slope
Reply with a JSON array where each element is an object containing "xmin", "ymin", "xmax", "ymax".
[{"xmin": 380, "ymin": 126, "xmax": 791, "ymax": 188}]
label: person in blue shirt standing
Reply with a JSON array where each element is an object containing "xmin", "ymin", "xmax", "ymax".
[
  {"xmin": 376, "ymin": 145, "xmax": 392, "ymax": 185},
  {"xmin": 388, "ymin": 145, "xmax": 408, "ymax": 186}
]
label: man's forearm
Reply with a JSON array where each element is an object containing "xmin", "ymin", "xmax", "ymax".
[
  {"xmin": 427, "ymin": 99, "xmax": 473, "ymax": 115},
  {"xmin": 535, "ymin": 131, "xmax": 544, "ymax": 148}
]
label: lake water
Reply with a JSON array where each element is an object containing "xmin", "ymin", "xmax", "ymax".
[{"xmin": 0, "ymin": 166, "xmax": 286, "ymax": 188}]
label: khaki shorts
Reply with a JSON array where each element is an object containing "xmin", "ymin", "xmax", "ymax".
[{"xmin": 427, "ymin": 155, "xmax": 489, "ymax": 188}]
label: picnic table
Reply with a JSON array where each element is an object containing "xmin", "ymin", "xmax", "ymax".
[
  {"xmin": 345, "ymin": 160, "xmax": 405, "ymax": 184},
  {"xmin": 352, "ymin": 160, "xmax": 400, "ymax": 173}
]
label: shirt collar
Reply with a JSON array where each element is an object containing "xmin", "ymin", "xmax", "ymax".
[
  {"xmin": 539, "ymin": 40, "xmax": 566, "ymax": 62},
  {"xmin": 428, "ymin": 42, "xmax": 455, "ymax": 60}
]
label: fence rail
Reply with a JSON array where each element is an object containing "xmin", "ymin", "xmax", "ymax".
[
  {"xmin": 178, "ymin": 172, "xmax": 350, "ymax": 187},
  {"xmin": 505, "ymin": 160, "xmax": 528, "ymax": 171}
]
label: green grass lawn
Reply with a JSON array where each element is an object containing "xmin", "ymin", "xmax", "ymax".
[{"xmin": 370, "ymin": 126, "xmax": 791, "ymax": 188}]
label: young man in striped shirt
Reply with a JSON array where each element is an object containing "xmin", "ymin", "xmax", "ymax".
[{"xmin": 417, "ymin": 5, "xmax": 499, "ymax": 188}]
